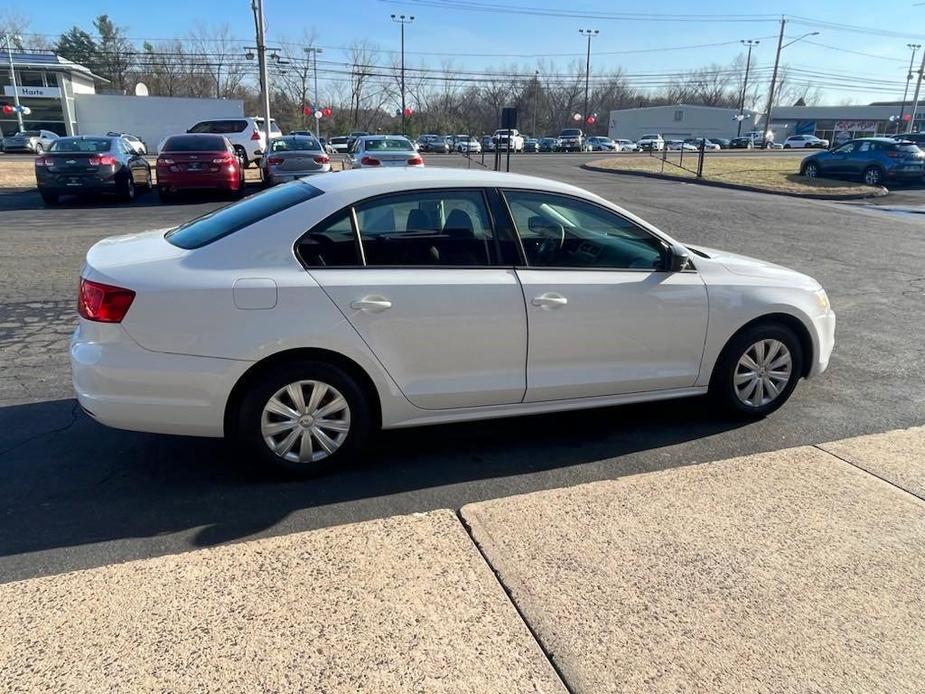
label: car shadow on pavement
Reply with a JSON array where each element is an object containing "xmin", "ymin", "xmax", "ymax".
[{"xmin": 0, "ymin": 395, "xmax": 749, "ymax": 564}]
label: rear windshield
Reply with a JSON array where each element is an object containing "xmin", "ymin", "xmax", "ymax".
[
  {"xmin": 189, "ymin": 120, "xmax": 248, "ymax": 134},
  {"xmin": 270, "ymin": 137, "xmax": 321, "ymax": 152},
  {"xmin": 165, "ymin": 181, "xmax": 323, "ymax": 249},
  {"xmin": 162, "ymin": 135, "xmax": 227, "ymax": 152},
  {"xmin": 894, "ymin": 143, "xmax": 923, "ymax": 152},
  {"xmin": 560, "ymin": 129, "xmax": 581, "ymax": 136},
  {"xmin": 49, "ymin": 138, "xmax": 112, "ymax": 152},
  {"xmin": 365, "ymin": 139, "xmax": 413, "ymax": 151},
  {"xmin": 330, "ymin": 137, "xmax": 348, "ymax": 144}
]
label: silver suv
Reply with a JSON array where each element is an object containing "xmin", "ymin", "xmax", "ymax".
[
  {"xmin": 184, "ymin": 117, "xmax": 282, "ymax": 167},
  {"xmin": 2, "ymin": 129, "xmax": 58, "ymax": 154}
]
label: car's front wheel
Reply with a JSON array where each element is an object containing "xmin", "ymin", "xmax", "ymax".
[
  {"xmin": 711, "ymin": 323, "xmax": 803, "ymax": 418},
  {"xmin": 34, "ymin": 143, "xmax": 44, "ymax": 155},
  {"xmin": 238, "ymin": 360, "xmax": 372, "ymax": 476},
  {"xmin": 802, "ymin": 161, "xmax": 819, "ymax": 178}
]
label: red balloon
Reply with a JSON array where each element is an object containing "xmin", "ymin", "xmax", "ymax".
[
  {"xmin": 586, "ymin": 115, "xmax": 596, "ymax": 125},
  {"xmin": 1, "ymin": 104, "xmax": 12, "ymax": 115},
  {"xmin": 302, "ymin": 105, "xmax": 313, "ymax": 116},
  {"xmin": 403, "ymin": 106, "xmax": 413, "ymax": 117},
  {"xmin": 322, "ymin": 106, "xmax": 332, "ymax": 118},
  {"xmin": 903, "ymin": 113, "xmax": 912, "ymax": 122}
]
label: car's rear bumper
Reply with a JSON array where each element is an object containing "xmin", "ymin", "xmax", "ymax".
[
  {"xmin": 71, "ymin": 321, "xmax": 249, "ymax": 438},
  {"xmin": 157, "ymin": 172, "xmax": 240, "ymax": 190},
  {"xmin": 37, "ymin": 173, "xmax": 119, "ymax": 193}
]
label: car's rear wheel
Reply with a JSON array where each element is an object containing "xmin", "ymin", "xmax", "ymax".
[
  {"xmin": 238, "ymin": 361, "xmax": 372, "ymax": 476},
  {"xmin": 802, "ymin": 161, "xmax": 819, "ymax": 178},
  {"xmin": 157, "ymin": 186, "xmax": 173, "ymax": 203},
  {"xmin": 863, "ymin": 166, "xmax": 884, "ymax": 186},
  {"xmin": 711, "ymin": 323, "xmax": 803, "ymax": 418},
  {"xmin": 39, "ymin": 190, "xmax": 58, "ymax": 205},
  {"xmin": 118, "ymin": 175, "xmax": 135, "ymax": 202},
  {"xmin": 234, "ymin": 146, "xmax": 250, "ymax": 168}
]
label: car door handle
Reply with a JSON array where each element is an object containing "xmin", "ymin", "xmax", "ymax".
[
  {"xmin": 532, "ymin": 293, "xmax": 568, "ymax": 309},
  {"xmin": 350, "ymin": 297, "xmax": 392, "ymax": 312}
]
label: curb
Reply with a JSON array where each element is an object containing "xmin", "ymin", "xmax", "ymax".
[{"xmin": 581, "ymin": 163, "xmax": 889, "ymax": 200}]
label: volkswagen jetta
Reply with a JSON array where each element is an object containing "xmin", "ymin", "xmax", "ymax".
[{"xmin": 71, "ymin": 169, "xmax": 835, "ymax": 475}]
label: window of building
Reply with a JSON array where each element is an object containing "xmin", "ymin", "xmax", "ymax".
[{"xmin": 674, "ymin": 110, "xmax": 684, "ymax": 121}]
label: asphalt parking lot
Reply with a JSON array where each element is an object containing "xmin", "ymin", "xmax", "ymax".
[{"xmin": 1, "ymin": 152, "xmax": 923, "ymax": 583}]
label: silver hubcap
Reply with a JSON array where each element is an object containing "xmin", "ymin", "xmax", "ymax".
[
  {"xmin": 864, "ymin": 169, "xmax": 880, "ymax": 185},
  {"xmin": 260, "ymin": 380, "xmax": 351, "ymax": 463},
  {"xmin": 806, "ymin": 165, "xmax": 817, "ymax": 177},
  {"xmin": 734, "ymin": 339, "xmax": 792, "ymax": 408}
]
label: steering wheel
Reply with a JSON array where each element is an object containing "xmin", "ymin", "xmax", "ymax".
[{"xmin": 528, "ymin": 216, "xmax": 565, "ymax": 263}]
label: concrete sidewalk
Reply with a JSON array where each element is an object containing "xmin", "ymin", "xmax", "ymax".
[{"xmin": 2, "ymin": 427, "xmax": 923, "ymax": 692}]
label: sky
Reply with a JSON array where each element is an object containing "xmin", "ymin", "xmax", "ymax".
[{"xmin": 5, "ymin": 0, "xmax": 925, "ymax": 106}]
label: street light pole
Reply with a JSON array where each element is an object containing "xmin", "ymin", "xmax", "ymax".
[
  {"xmin": 305, "ymin": 47, "xmax": 323, "ymax": 138},
  {"xmin": 737, "ymin": 39, "xmax": 759, "ymax": 137},
  {"xmin": 4, "ymin": 34, "xmax": 25, "ymax": 132},
  {"xmin": 390, "ymin": 14, "xmax": 414, "ymax": 137},
  {"xmin": 907, "ymin": 47, "xmax": 925, "ymax": 134},
  {"xmin": 251, "ymin": 0, "xmax": 272, "ymax": 145},
  {"xmin": 761, "ymin": 19, "xmax": 819, "ymax": 148},
  {"xmin": 579, "ymin": 29, "xmax": 599, "ymax": 126},
  {"xmin": 531, "ymin": 70, "xmax": 539, "ymax": 136},
  {"xmin": 898, "ymin": 44, "xmax": 921, "ymax": 132}
]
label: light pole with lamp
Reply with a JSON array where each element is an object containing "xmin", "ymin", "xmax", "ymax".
[
  {"xmin": 304, "ymin": 47, "xmax": 323, "ymax": 138},
  {"xmin": 898, "ymin": 44, "xmax": 921, "ymax": 132},
  {"xmin": 579, "ymin": 29, "xmax": 599, "ymax": 128},
  {"xmin": 736, "ymin": 39, "xmax": 759, "ymax": 137},
  {"xmin": 761, "ymin": 19, "xmax": 818, "ymax": 148},
  {"xmin": 531, "ymin": 70, "xmax": 539, "ymax": 136},
  {"xmin": 390, "ymin": 14, "xmax": 414, "ymax": 136}
]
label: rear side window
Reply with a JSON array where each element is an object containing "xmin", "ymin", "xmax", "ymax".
[
  {"xmin": 162, "ymin": 135, "xmax": 226, "ymax": 152},
  {"xmin": 166, "ymin": 181, "xmax": 322, "ymax": 249},
  {"xmin": 296, "ymin": 211, "xmax": 361, "ymax": 267}
]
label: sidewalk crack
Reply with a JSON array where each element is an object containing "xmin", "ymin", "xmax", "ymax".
[
  {"xmin": 813, "ymin": 444, "xmax": 924, "ymax": 503},
  {"xmin": 455, "ymin": 509, "xmax": 576, "ymax": 694}
]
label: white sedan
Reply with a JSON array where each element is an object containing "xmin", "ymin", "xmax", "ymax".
[
  {"xmin": 347, "ymin": 135, "xmax": 423, "ymax": 168},
  {"xmin": 72, "ymin": 168, "xmax": 835, "ymax": 475}
]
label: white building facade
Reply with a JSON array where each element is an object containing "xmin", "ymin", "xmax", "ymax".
[{"xmin": 608, "ymin": 104, "xmax": 759, "ymax": 142}]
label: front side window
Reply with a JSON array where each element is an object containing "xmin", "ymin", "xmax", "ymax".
[
  {"xmin": 503, "ymin": 190, "xmax": 666, "ymax": 270},
  {"xmin": 354, "ymin": 190, "xmax": 515, "ymax": 267}
]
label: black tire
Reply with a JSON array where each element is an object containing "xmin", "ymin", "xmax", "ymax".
[
  {"xmin": 862, "ymin": 166, "xmax": 884, "ymax": 186},
  {"xmin": 710, "ymin": 322, "xmax": 804, "ymax": 419},
  {"xmin": 237, "ymin": 360, "xmax": 373, "ymax": 477},
  {"xmin": 234, "ymin": 146, "xmax": 250, "ymax": 168},
  {"xmin": 39, "ymin": 190, "xmax": 58, "ymax": 205},
  {"xmin": 34, "ymin": 143, "xmax": 45, "ymax": 155},
  {"xmin": 157, "ymin": 186, "xmax": 174, "ymax": 203},
  {"xmin": 802, "ymin": 161, "xmax": 819, "ymax": 178},
  {"xmin": 142, "ymin": 168, "xmax": 153, "ymax": 191},
  {"xmin": 118, "ymin": 174, "xmax": 135, "ymax": 202},
  {"xmin": 783, "ymin": 144, "xmax": 791, "ymax": 149}
]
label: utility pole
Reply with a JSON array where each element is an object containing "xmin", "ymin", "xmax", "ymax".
[
  {"xmin": 579, "ymin": 29, "xmax": 599, "ymax": 127},
  {"xmin": 305, "ymin": 47, "xmax": 323, "ymax": 138},
  {"xmin": 4, "ymin": 34, "xmax": 25, "ymax": 132},
  {"xmin": 391, "ymin": 14, "xmax": 414, "ymax": 136},
  {"xmin": 251, "ymin": 0, "xmax": 272, "ymax": 145},
  {"xmin": 907, "ymin": 47, "xmax": 925, "ymax": 133},
  {"xmin": 531, "ymin": 70, "xmax": 539, "ymax": 136},
  {"xmin": 762, "ymin": 18, "xmax": 786, "ymax": 149},
  {"xmin": 761, "ymin": 19, "xmax": 818, "ymax": 148},
  {"xmin": 898, "ymin": 44, "xmax": 921, "ymax": 133},
  {"xmin": 737, "ymin": 39, "xmax": 759, "ymax": 137}
]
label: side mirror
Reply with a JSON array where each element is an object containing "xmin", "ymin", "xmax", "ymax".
[{"xmin": 667, "ymin": 245, "xmax": 692, "ymax": 272}]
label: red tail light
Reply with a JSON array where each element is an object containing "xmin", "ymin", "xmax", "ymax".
[
  {"xmin": 78, "ymin": 278, "xmax": 135, "ymax": 323},
  {"xmin": 266, "ymin": 156, "xmax": 284, "ymax": 165},
  {"xmin": 157, "ymin": 157, "xmax": 175, "ymax": 166},
  {"xmin": 361, "ymin": 156, "xmax": 380, "ymax": 166},
  {"xmin": 407, "ymin": 155, "xmax": 423, "ymax": 166},
  {"xmin": 34, "ymin": 156, "xmax": 52, "ymax": 167},
  {"xmin": 886, "ymin": 150, "xmax": 902, "ymax": 159},
  {"xmin": 89, "ymin": 154, "xmax": 117, "ymax": 166},
  {"xmin": 212, "ymin": 154, "xmax": 235, "ymax": 164},
  {"xmin": 251, "ymin": 129, "xmax": 261, "ymax": 140},
  {"xmin": 313, "ymin": 155, "xmax": 330, "ymax": 165}
]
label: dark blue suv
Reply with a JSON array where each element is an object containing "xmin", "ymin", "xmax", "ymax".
[{"xmin": 800, "ymin": 137, "xmax": 924, "ymax": 186}]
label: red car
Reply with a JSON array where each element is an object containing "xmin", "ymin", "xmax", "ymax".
[{"xmin": 156, "ymin": 134, "xmax": 245, "ymax": 201}]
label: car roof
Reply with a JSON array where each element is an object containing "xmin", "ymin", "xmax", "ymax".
[{"xmin": 307, "ymin": 167, "xmax": 598, "ymax": 200}]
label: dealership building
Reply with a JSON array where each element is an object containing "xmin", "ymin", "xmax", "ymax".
[
  {"xmin": 1, "ymin": 49, "xmax": 244, "ymax": 151},
  {"xmin": 609, "ymin": 102, "xmax": 925, "ymax": 143}
]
